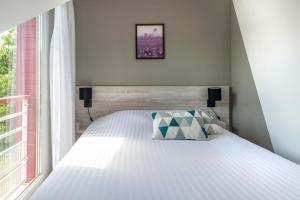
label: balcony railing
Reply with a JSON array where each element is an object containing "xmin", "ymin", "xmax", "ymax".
[{"xmin": 0, "ymin": 95, "xmax": 28, "ymax": 199}]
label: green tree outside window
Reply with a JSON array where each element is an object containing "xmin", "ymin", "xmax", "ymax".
[{"xmin": 0, "ymin": 28, "xmax": 16, "ymax": 151}]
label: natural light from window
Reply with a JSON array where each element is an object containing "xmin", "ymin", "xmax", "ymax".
[
  {"xmin": 0, "ymin": 18, "xmax": 39, "ymax": 199},
  {"xmin": 62, "ymin": 137, "xmax": 124, "ymax": 169}
]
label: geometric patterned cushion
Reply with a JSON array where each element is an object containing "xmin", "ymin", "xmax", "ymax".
[{"xmin": 152, "ymin": 110, "xmax": 208, "ymax": 140}]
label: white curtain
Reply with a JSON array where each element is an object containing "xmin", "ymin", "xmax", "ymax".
[{"xmin": 50, "ymin": 1, "xmax": 75, "ymax": 168}]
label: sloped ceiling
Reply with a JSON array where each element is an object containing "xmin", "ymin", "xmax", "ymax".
[
  {"xmin": 233, "ymin": 0, "xmax": 300, "ymax": 163},
  {"xmin": 0, "ymin": 0, "xmax": 70, "ymax": 33}
]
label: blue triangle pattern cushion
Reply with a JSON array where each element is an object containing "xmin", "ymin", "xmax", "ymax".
[
  {"xmin": 159, "ymin": 119, "xmax": 168, "ymax": 127},
  {"xmin": 169, "ymin": 118, "xmax": 179, "ymax": 127},
  {"xmin": 152, "ymin": 110, "xmax": 207, "ymax": 140},
  {"xmin": 188, "ymin": 110, "xmax": 195, "ymax": 116},
  {"xmin": 159, "ymin": 126, "xmax": 169, "ymax": 137},
  {"xmin": 185, "ymin": 117, "xmax": 194, "ymax": 126},
  {"xmin": 175, "ymin": 128, "xmax": 186, "ymax": 140},
  {"xmin": 152, "ymin": 112, "xmax": 157, "ymax": 119}
]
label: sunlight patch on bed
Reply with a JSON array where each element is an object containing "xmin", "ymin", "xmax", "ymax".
[{"xmin": 61, "ymin": 137, "xmax": 124, "ymax": 169}]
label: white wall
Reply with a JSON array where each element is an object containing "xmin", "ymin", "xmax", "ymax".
[
  {"xmin": 233, "ymin": 0, "xmax": 300, "ymax": 163},
  {"xmin": 0, "ymin": 0, "xmax": 69, "ymax": 33},
  {"xmin": 230, "ymin": 6, "xmax": 273, "ymax": 151}
]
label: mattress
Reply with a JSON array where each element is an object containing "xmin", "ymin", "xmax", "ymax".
[{"xmin": 31, "ymin": 110, "xmax": 300, "ymax": 200}]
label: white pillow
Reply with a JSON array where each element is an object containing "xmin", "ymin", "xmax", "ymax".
[
  {"xmin": 204, "ymin": 124, "xmax": 226, "ymax": 135},
  {"xmin": 198, "ymin": 109, "xmax": 228, "ymax": 134}
]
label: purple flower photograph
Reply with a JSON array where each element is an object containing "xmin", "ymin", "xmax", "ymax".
[{"xmin": 136, "ymin": 24, "xmax": 165, "ymax": 59}]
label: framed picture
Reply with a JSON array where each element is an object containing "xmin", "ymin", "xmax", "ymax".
[{"xmin": 136, "ymin": 24, "xmax": 165, "ymax": 59}]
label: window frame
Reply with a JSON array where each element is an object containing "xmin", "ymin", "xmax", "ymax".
[{"xmin": 12, "ymin": 14, "xmax": 52, "ymax": 200}]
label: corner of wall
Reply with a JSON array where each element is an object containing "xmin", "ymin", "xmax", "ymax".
[{"xmin": 230, "ymin": 3, "xmax": 273, "ymax": 151}]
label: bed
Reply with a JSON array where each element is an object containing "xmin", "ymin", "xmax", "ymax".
[{"xmin": 31, "ymin": 110, "xmax": 300, "ymax": 200}]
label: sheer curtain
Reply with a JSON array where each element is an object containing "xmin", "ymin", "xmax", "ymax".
[{"xmin": 50, "ymin": 0, "xmax": 75, "ymax": 168}]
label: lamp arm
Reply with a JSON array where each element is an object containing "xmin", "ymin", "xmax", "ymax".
[
  {"xmin": 209, "ymin": 108, "xmax": 221, "ymax": 120},
  {"xmin": 88, "ymin": 107, "xmax": 94, "ymax": 122}
]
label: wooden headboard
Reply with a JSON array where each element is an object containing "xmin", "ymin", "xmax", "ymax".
[{"xmin": 75, "ymin": 86, "xmax": 230, "ymax": 131}]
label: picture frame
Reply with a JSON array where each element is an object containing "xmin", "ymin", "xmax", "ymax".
[{"xmin": 135, "ymin": 24, "xmax": 165, "ymax": 59}]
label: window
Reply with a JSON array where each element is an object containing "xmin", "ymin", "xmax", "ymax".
[{"xmin": 0, "ymin": 18, "xmax": 39, "ymax": 199}]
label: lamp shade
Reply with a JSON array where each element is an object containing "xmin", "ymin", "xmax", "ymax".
[
  {"xmin": 208, "ymin": 87, "xmax": 222, "ymax": 101},
  {"xmin": 79, "ymin": 87, "xmax": 92, "ymax": 100},
  {"xmin": 207, "ymin": 87, "xmax": 222, "ymax": 107}
]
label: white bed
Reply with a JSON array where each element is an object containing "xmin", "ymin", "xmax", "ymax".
[{"xmin": 31, "ymin": 110, "xmax": 300, "ymax": 200}]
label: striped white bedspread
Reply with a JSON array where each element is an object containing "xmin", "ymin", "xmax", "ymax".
[{"xmin": 31, "ymin": 110, "xmax": 300, "ymax": 200}]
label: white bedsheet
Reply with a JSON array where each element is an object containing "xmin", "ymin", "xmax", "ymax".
[{"xmin": 31, "ymin": 110, "xmax": 300, "ymax": 200}]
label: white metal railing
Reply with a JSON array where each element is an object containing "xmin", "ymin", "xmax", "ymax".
[{"xmin": 0, "ymin": 96, "xmax": 28, "ymax": 199}]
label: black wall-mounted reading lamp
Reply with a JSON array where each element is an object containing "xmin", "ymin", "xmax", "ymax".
[
  {"xmin": 207, "ymin": 87, "xmax": 222, "ymax": 120},
  {"xmin": 79, "ymin": 87, "xmax": 93, "ymax": 122}
]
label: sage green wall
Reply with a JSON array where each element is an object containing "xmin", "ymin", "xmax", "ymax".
[
  {"xmin": 230, "ymin": 6, "xmax": 273, "ymax": 151},
  {"xmin": 75, "ymin": 0, "xmax": 231, "ymax": 86},
  {"xmin": 75, "ymin": 0, "xmax": 273, "ymax": 151}
]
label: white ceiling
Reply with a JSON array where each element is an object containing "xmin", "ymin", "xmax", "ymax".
[{"xmin": 0, "ymin": 0, "xmax": 70, "ymax": 33}]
